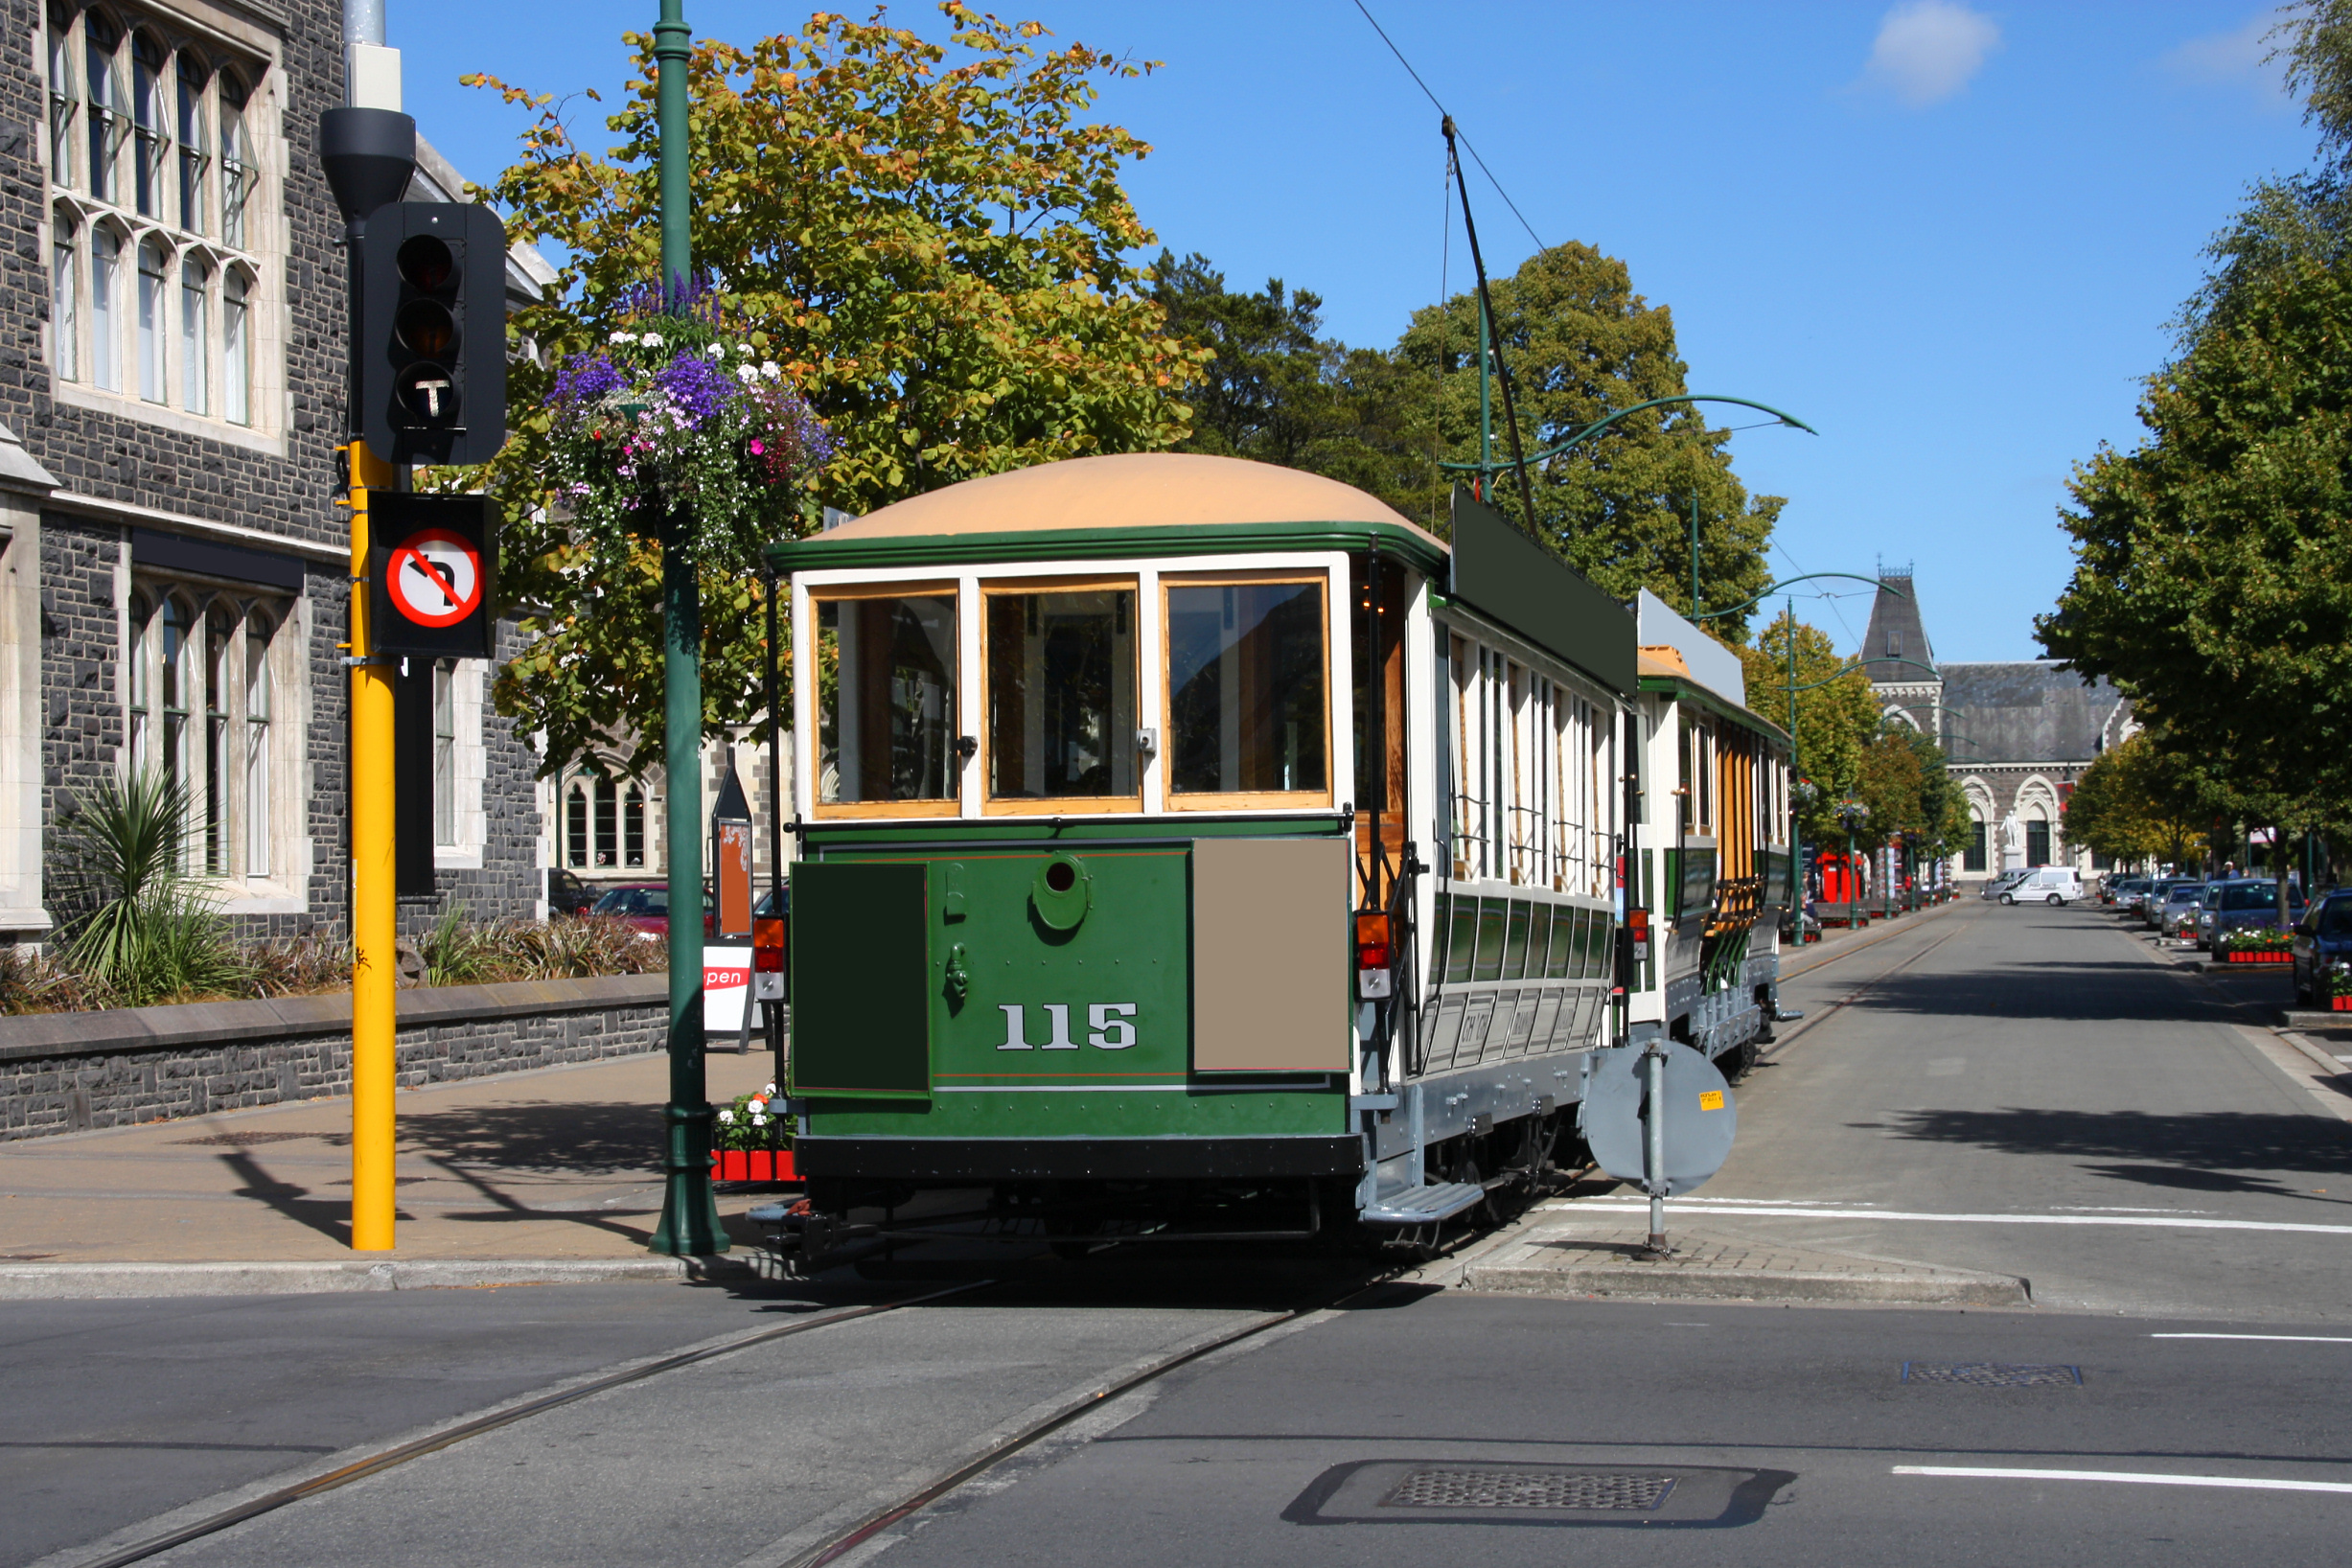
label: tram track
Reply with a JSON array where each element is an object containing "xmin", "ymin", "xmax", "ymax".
[
  {"xmin": 55, "ymin": 1254, "xmax": 1399, "ymax": 1568},
  {"xmin": 60, "ymin": 1280, "xmax": 999, "ymax": 1568}
]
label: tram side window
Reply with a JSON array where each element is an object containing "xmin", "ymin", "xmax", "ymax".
[
  {"xmin": 985, "ymin": 586, "xmax": 1137, "ymax": 803},
  {"xmin": 816, "ymin": 592, "xmax": 958, "ymax": 806},
  {"xmin": 1165, "ymin": 576, "xmax": 1328, "ymax": 802},
  {"xmin": 1444, "ymin": 890, "xmax": 1478, "ymax": 984}
]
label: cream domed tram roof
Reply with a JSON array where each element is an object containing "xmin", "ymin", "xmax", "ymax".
[{"xmin": 812, "ymin": 452, "xmax": 1445, "ymax": 551}]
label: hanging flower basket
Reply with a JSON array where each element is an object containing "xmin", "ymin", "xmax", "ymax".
[{"xmin": 543, "ymin": 278, "xmax": 835, "ymax": 574}]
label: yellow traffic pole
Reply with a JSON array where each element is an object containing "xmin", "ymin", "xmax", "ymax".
[{"xmin": 347, "ymin": 437, "xmax": 399, "ymax": 1251}]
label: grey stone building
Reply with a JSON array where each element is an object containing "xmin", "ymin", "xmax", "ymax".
[
  {"xmin": 1, "ymin": 0, "xmax": 542, "ymax": 946},
  {"xmin": 1858, "ymin": 569, "xmax": 2132, "ymax": 884}
]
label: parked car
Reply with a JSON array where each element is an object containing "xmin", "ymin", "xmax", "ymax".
[
  {"xmin": 2105, "ymin": 875, "xmax": 2151, "ymax": 909},
  {"xmin": 2291, "ymin": 891, "xmax": 2352, "ymax": 1005},
  {"xmin": 546, "ymin": 867, "xmax": 598, "ymax": 917},
  {"xmin": 590, "ymin": 883, "xmax": 672, "ymax": 934},
  {"xmin": 2156, "ymin": 880, "xmax": 2210, "ymax": 937},
  {"xmin": 1997, "ymin": 866, "xmax": 2083, "ymax": 905},
  {"xmin": 2144, "ymin": 878, "xmax": 2201, "ymax": 930},
  {"xmin": 2196, "ymin": 879, "xmax": 2306, "ymax": 951}
]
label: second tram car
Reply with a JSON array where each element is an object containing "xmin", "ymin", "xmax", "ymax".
[{"xmin": 768, "ymin": 454, "xmax": 1785, "ymax": 1246}]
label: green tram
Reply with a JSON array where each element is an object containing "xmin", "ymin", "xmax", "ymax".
[
  {"xmin": 768, "ymin": 453, "xmax": 1771, "ymax": 1246},
  {"xmin": 1626, "ymin": 592, "xmax": 1796, "ymax": 1071}
]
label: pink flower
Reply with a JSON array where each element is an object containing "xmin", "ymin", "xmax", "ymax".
[{"xmin": 749, "ymin": 439, "xmax": 765, "ymax": 456}]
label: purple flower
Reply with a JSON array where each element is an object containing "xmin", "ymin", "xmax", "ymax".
[
  {"xmin": 548, "ymin": 353, "xmax": 627, "ymax": 409},
  {"xmin": 655, "ymin": 352, "xmax": 737, "ymax": 428}
]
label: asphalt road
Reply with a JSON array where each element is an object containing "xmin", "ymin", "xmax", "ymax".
[
  {"xmin": 13, "ymin": 896, "xmax": 2352, "ymax": 1566},
  {"xmin": 1695, "ymin": 899, "xmax": 2352, "ymax": 1320},
  {"xmin": 864, "ymin": 1292, "xmax": 2352, "ymax": 1568}
]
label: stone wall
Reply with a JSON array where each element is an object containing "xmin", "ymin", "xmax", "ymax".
[{"xmin": 0, "ymin": 974, "xmax": 668, "ymax": 1141}]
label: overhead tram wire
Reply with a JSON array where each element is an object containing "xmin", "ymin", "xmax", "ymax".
[
  {"xmin": 1444, "ymin": 117, "xmax": 1540, "ymax": 539},
  {"xmin": 1350, "ymin": 0, "xmax": 1548, "ymax": 252}
]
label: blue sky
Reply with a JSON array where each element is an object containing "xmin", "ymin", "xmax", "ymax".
[{"xmin": 391, "ymin": 1, "xmax": 2317, "ymax": 662}]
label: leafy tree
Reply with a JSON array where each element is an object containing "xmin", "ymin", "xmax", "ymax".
[
  {"xmin": 1737, "ymin": 610, "xmax": 1880, "ymax": 847},
  {"xmin": 2039, "ymin": 0, "xmax": 2352, "ymax": 927},
  {"xmin": 1854, "ymin": 726, "xmax": 1970, "ymax": 859},
  {"xmin": 460, "ymin": 6, "xmax": 1201, "ymax": 773},
  {"xmin": 2063, "ymin": 731, "xmax": 2211, "ymax": 870},
  {"xmin": 1145, "ymin": 253, "xmax": 1441, "ymax": 520},
  {"xmin": 1396, "ymin": 243, "xmax": 1785, "ymax": 641}
]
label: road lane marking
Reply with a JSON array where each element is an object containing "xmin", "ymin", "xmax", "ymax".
[
  {"xmin": 1557, "ymin": 1201, "xmax": 2352, "ymax": 1236},
  {"xmin": 1893, "ymin": 1465, "xmax": 2352, "ymax": 1495},
  {"xmin": 2054, "ymin": 1206, "xmax": 2215, "ymax": 1214},
  {"xmin": 2151, "ymin": 1333, "xmax": 2352, "ymax": 1343}
]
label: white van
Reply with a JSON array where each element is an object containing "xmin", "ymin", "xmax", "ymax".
[
  {"xmin": 1999, "ymin": 866, "xmax": 2082, "ymax": 905},
  {"xmin": 1979, "ymin": 868, "xmax": 2031, "ymax": 901}
]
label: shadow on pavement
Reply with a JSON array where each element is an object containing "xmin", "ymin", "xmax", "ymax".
[
  {"xmin": 393, "ymin": 1100, "xmax": 666, "ymax": 1177},
  {"xmin": 1857, "ymin": 1106, "xmax": 2352, "ymax": 1189},
  {"xmin": 1848, "ymin": 967, "xmax": 2240, "ymax": 1024}
]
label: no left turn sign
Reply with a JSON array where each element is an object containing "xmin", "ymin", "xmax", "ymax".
[
  {"xmin": 387, "ymin": 528, "xmax": 482, "ymax": 628},
  {"xmin": 365, "ymin": 493, "xmax": 495, "ymax": 659}
]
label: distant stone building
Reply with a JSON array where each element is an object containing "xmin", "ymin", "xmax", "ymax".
[{"xmin": 1857, "ymin": 569, "xmax": 2132, "ymax": 884}]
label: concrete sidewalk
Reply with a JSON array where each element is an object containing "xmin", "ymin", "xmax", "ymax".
[{"xmin": 0, "ymin": 1048, "xmax": 785, "ymax": 1288}]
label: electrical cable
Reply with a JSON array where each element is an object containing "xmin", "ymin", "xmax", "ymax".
[{"xmin": 1350, "ymin": 0, "xmax": 1547, "ymax": 251}]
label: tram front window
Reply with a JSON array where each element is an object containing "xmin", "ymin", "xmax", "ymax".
[
  {"xmin": 985, "ymin": 585, "xmax": 1138, "ymax": 803},
  {"xmin": 1164, "ymin": 576, "xmax": 1329, "ymax": 803},
  {"xmin": 816, "ymin": 591, "xmax": 957, "ymax": 807}
]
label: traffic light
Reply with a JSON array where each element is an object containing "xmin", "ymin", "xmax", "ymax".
[{"xmin": 355, "ymin": 201, "xmax": 506, "ymax": 466}]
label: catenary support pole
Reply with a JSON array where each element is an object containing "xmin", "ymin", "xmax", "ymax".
[{"xmin": 649, "ymin": 0, "xmax": 726, "ymax": 1257}]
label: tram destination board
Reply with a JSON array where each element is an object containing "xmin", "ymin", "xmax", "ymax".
[{"xmin": 366, "ymin": 492, "xmax": 497, "ymax": 659}]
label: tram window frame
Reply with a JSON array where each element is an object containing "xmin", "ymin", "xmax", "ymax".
[
  {"xmin": 1162, "ymin": 568, "xmax": 1334, "ymax": 811},
  {"xmin": 979, "ymin": 574, "xmax": 1141, "ymax": 816},
  {"xmin": 1545, "ymin": 906, "xmax": 1576, "ymax": 980},
  {"xmin": 810, "ymin": 581, "xmax": 961, "ymax": 819}
]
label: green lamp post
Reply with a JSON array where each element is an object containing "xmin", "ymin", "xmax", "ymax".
[{"xmin": 649, "ymin": 0, "xmax": 726, "ymax": 1257}]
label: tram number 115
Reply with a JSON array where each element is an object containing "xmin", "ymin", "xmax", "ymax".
[{"xmin": 998, "ymin": 1003, "xmax": 1139, "ymax": 1051}]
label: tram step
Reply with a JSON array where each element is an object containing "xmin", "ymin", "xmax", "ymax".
[{"xmin": 1360, "ymin": 1181, "xmax": 1488, "ymax": 1226}]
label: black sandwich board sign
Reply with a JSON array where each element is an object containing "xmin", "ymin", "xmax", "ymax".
[{"xmin": 367, "ymin": 492, "xmax": 496, "ymax": 660}]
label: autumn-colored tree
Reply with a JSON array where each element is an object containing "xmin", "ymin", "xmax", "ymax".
[
  {"xmin": 460, "ymin": 6, "xmax": 1201, "ymax": 772},
  {"xmin": 2062, "ymin": 731, "xmax": 2211, "ymax": 870}
]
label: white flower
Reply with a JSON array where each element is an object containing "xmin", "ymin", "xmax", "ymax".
[
  {"xmin": 747, "ymin": 1097, "xmax": 766, "ymax": 1114},
  {"xmin": 749, "ymin": 1113, "xmax": 768, "ymax": 1127},
  {"xmin": 763, "ymin": 1083, "xmax": 777, "ymax": 1095},
  {"xmin": 638, "ymin": 332, "xmax": 663, "ymax": 348},
  {"xmin": 706, "ymin": 343, "xmax": 726, "ymax": 359},
  {"xmin": 716, "ymin": 1108, "xmax": 735, "ymax": 1124},
  {"xmin": 736, "ymin": 364, "xmax": 760, "ymax": 383},
  {"xmin": 607, "ymin": 330, "xmax": 633, "ymax": 345},
  {"xmin": 736, "ymin": 342, "xmax": 756, "ymax": 356},
  {"xmin": 760, "ymin": 362, "xmax": 780, "ymax": 380}
]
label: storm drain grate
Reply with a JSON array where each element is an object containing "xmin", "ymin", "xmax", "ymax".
[
  {"xmin": 173, "ymin": 1131, "xmax": 318, "ymax": 1146},
  {"xmin": 1382, "ymin": 1469, "xmax": 1676, "ymax": 1511},
  {"xmin": 1902, "ymin": 1361, "xmax": 2082, "ymax": 1388}
]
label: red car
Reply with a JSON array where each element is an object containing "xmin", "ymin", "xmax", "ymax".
[{"xmin": 589, "ymin": 883, "xmax": 671, "ymax": 934}]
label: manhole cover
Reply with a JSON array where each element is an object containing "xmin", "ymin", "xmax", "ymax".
[
  {"xmin": 1385, "ymin": 1469, "xmax": 1675, "ymax": 1511},
  {"xmin": 1902, "ymin": 1362, "xmax": 2081, "ymax": 1387},
  {"xmin": 173, "ymin": 1131, "xmax": 317, "ymax": 1146}
]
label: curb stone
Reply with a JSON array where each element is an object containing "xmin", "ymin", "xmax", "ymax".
[
  {"xmin": 0, "ymin": 1255, "xmax": 774, "ymax": 1301},
  {"xmin": 1462, "ymin": 1259, "xmax": 2029, "ymax": 1307}
]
